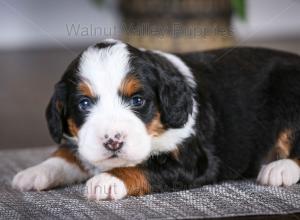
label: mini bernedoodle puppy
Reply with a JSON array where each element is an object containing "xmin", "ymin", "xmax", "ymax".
[{"xmin": 12, "ymin": 39, "xmax": 300, "ymax": 200}]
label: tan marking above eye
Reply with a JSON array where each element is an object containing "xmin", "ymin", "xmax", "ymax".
[
  {"xmin": 120, "ymin": 75, "xmax": 142, "ymax": 97},
  {"xmin": 78, "ymin": 81, "xmax": 94, "ymax": 97}
]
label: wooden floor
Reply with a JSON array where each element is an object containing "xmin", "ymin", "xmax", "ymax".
[{"xmin": 0, "ymin": 39, "xmax": 300, "ymax": 149}]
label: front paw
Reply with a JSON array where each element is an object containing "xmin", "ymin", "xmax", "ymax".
[
  {"xmin": 86, "ymin": 173, "xmax": 127, "ymax": 200},
  {"xmin": 257, "ymin": 159, "xmax": 300, "ymax": 186},
  {"xmin": 12, "ymin": 158, "xmax": 65, "ymax": 191}
]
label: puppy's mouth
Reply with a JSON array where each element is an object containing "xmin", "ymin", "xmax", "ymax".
[
  {"xmin": 108, "ymin": 153, "xmax": 119, "ymax": 159},
  {"xmin": 90, "ymin": 153, "xmax": 121, "ymax": 165}
]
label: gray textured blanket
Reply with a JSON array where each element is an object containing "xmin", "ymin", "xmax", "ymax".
[{"xmin": 1, "ymin": 147, "xmax": 300, "ymax": 219}]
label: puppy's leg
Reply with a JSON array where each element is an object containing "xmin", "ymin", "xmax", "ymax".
[
  {"xmin": 12, "ymin": 146, "xmax": 89, "ymax": 191},
  {"xmin": 86, "ymin": 167, "xmax": 150, "ymax": 200},
  {"xmin": 86, "ymin": 147, "xmax": 216, "ymax": 200},
  {"xmin": 257, "ymin": 129, "xmax": 300, "ymax": 186}
]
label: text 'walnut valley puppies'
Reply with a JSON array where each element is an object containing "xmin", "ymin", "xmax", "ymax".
[{"xmin": 12, "ymin": 39, "xmax": 300, "ymax": 200}]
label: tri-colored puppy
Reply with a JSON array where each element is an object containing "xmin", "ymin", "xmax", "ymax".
[{"xmin": 12, "ymin": 39, "xmax": 300, "ymax": 200}]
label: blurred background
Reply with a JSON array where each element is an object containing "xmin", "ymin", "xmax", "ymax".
[{"xmin": 0, "ymin": 0, "xmax": 300, "ymax": 149}]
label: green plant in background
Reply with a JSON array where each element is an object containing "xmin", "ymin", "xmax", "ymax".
[
  {"xmin": 231, "ymin": 0, "xmax": 246, "ymax": 20},
  {"xmin": 92, "ymin": 0, "xmax": 247, "ymax": 21},
  {"xmin": 92, "ymin": 0, "xmax": 104, "ymax": 6}
]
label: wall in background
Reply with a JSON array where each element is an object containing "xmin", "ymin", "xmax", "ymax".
[
  {"xmin": 0, "ymin": 0, "xmax": 299, "ymax": 149},
  {"xmin": 1, "ymin": 0, "xmax": 300, "ymax": 51},
  {"xmin": 0, "ymin": 0, "xmax": 120, "ymax": 50},
  {"xmin": 233, "ymin": 0, "xmax": 300, "ymax": 41}
]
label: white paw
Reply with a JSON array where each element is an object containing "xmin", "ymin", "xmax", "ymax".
[
  {"xmin": 86, "ymin": 173, "xmax": 127, "ymax": 200},
  {"xmin": 12, "ymin": 165, "xmax": 58, "ymax": 191},
  {"xmin": 257, "ymin": 159, "xmax": 300, "ymax": 186},
  {"xmin": 11, "ymin": 157, "xmax": 82, "ymax": 191}
]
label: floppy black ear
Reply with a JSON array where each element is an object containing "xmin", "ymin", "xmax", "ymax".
[
  {"xmin": 157, "ymin": 69, "xmax": 193, "ymax": 128},
  {"xmin": 45, "ymin": 82, "xmax": 66, "ymax": 144}
]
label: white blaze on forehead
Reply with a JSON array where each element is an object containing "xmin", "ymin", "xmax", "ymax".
[
  {"xmin": 78, "ymin": 42, "xmax": 130, "ymax": 98},
  {"xmin": 76, "ymin": 42, "xmax": 152, "ymax": 169}
]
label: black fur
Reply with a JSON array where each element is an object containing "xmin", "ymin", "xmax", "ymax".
[
  {"xmin": 49, "ymin": 44, "xmax": 300, "ymax": 194},
  {"xmin": 139, "ymin": 47, "xmax": 300, "ymax": 192},
  {"xmin": 127, "ymin": 45, "xmax": 194, "ymax": 128},
  {"xmin": 46, "ymin": 53, "xmax": 82, "ymax": 143},
  {"xmin": 46, "ymin": 82, "xmax": 67, "ymax": 143}
]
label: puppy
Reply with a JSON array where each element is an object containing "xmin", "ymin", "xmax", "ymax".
[{"xmin": 12, "ymin": 39, "xmax": 300, "ymax": 200}]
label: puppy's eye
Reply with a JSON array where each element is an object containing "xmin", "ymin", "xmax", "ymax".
[
  {"xmin": 78, "ymin": 98, "xmax": 92, "ymax": 112},
  {"xmin": 130, "ymin": 95, "xmax": 145, "ymax": 108}
]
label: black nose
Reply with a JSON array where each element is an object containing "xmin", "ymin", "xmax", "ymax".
[{"xmin": 103, "ymin": 138, "xmax": 123, "ymax": 152}]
